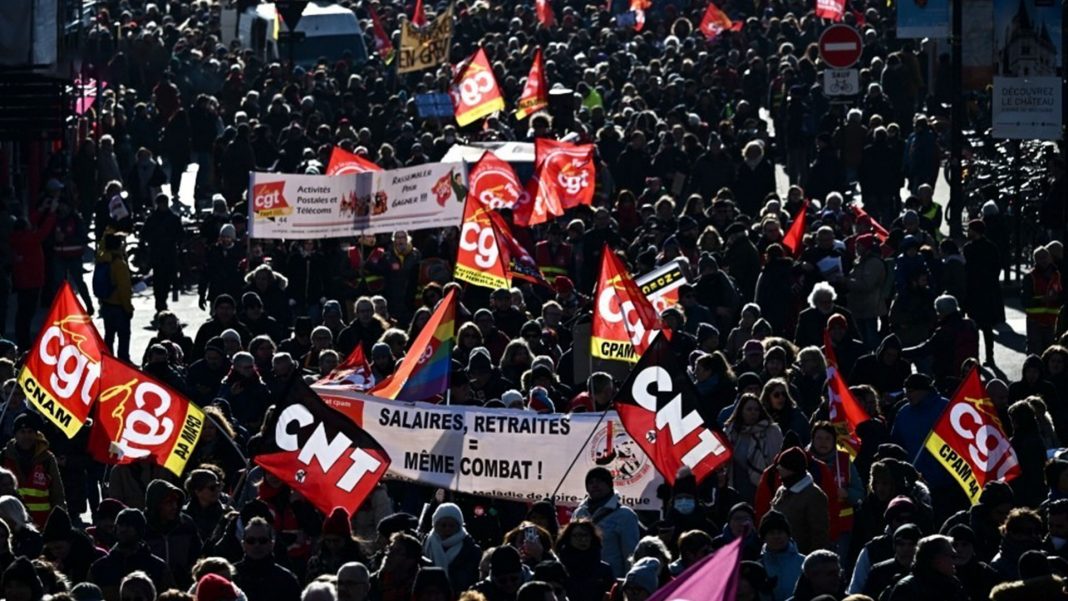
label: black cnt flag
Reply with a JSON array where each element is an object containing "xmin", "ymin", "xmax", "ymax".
[
  {"xmin": 256, "ymin": 377, "xmax": 391, "ymax": 514},
  {"xmin": 614, "ymin": 332, "xmax": 733, "ymax": 486}
]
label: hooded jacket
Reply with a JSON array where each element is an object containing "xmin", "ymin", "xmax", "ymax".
[
  {"xmin": 770, "ymin": 474, "xmax": 830, "ymax": 554},
  {"xmin": 41, "ymin": 507, "xmax": 106, "ymax": 583},
  {"xmin": 572, "ymin": 493, "xmax": 641, "ymax": 578},
  {"xmin": 762, "ymin": 540, "xmax": 805, "ymax": 601},
  {"xmin": 851, "ymin": 334, "xmax": 913, "ymax": 396},
  {"xmin": 144, "ymin": 479, "xmax": 203, "ymax": 588}
]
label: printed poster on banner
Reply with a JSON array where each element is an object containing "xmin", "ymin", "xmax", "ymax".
[
  {"xmin": 398, "ymin": 4, "xmax": 453, "ymax": 74},
  {"xmin": 991, "ymin": 0, "xmax": 1063, "ymax": 140},
  {"xmin": 319, "ymin": 388, "xmax": 665, "ymax": 510},
  {"xmin": 896, "ymin": 0, "xmax": 951, "ymax": 39},
  {"xmin": 248, "ymin": 163, "xmax": 467, "ymax": 239}
]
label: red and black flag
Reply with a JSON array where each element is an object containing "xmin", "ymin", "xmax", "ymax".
[
  {"xmin": 256, "ymin": 378, "xmax": 390, "ymax": 515},
  {"xmin": 614, "ymin": 333, "xmax": 732, "ymax": 486}
]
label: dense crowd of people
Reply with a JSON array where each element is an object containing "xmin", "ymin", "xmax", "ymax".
[{"xmin": 1, "ymin": 0, "xmax": 1067, "ymax": 600}]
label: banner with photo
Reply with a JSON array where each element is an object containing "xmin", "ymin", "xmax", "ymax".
[
  {"xmin": 991, "ymin": 0, "xmax": 1063, "ymax": 139},
  {"xmin": 318, "ymin": 388, "xmax": 665, "ymax": 510},
  {"xmin": 398, "ymin": 4, "xmax": 454, "ymax": 74},
  {"xmin": 248, "ymin": 162, "xmax": 467, "ymax": 239}
]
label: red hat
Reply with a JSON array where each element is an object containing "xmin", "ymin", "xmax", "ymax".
[
  {"xmin": 322, "ymin": 507, "xmax": 352, "ymax": 538},
  {"xmin": 553, "ymin": 276, "xmax": 574, "ymax": 295},
  {"xmin": 196, "ymin": 574, "xmax": 239, "ymax": 601},
  {"xmin": 826, "ymin": 313, "xmax": 847, "ymax": 331}
]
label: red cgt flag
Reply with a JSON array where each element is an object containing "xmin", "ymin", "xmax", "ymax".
[
  {"xmin": 88, "ymin": 355, "xmax": 205, "ymax": 476},
  {"xmin": 451, "ymin": 48, "xmax": 506, "ymax": 127},
  {"xmin": 823, "ymin": 327, "xmax": 870, "ymax": 456},
  {"xmin": 17, "ymin": 282, "xmax": 106, "ymax": 438},
  {"xmin": 782, "ymin": 200, "xmax": 809, "ymax": 256},
  {"xmin": 592, "ymin": 247, "xmax": 663, "ymax": 363},
  {"xmin": 520, "ymin": 138, "xmax": 595, "ymax": 226},
  {"xmin": 326, "ymin": 146, "xmax": 382, "ymax": 176},
  {"xmin": 316, "ymin": 344, "xmax": 376, "ymax": 391},
  {"xmin": 699, "ymin": 2, "xmax": 734, "ymax": 39},
  {"xmin": 515, "ymin": 48, "xmax": 549, "ymax": 121},
  {"xmin": 923, "ymin": 366, "xmax": 1021, "ymax": 504},
  {"xmin": 468, "ymin": 151, "xmax": 529, "ymax": 211},
  {"xmin": 455, "ymin": 195, "xmax": 548, "ymax": 290},
  {"xmin": 535, "ymin": 0, "xmax": 555, "ymax": 27},
  {"xmin": 368, "ymin": 4, "xmax": 395, "ymax": 64}
]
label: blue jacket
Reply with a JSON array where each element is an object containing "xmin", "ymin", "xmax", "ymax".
[
  {"xmin": 573, "ymin": 493, "xmax": 641, "ymax": 578},
  {"xmin": 890, "ymin": 391, "xmax": 951, "ymax": 487},
  {"xmin": 762, "ymin": 541, "xmax": 805, "ymax": 601}
]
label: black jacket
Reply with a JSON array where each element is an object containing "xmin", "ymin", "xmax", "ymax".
[{"xmin": 234, "ymin": 556, "xmax": 302, "ymax": 601}]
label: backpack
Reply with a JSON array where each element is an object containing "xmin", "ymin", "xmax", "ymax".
[{"xmin": 93, "ymin": 261, "xmax": 114, "ymax": 299}]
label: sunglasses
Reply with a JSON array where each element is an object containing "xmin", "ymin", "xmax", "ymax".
[{"xmin": 244, "ymin": 536, "xmax": 271, "ymax": 545}]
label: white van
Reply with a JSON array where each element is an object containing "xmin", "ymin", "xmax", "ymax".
[{"xmin": 236, "ymin": 2, "xmax": 368, "ymax": 66}]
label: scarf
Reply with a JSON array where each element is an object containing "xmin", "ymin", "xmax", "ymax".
[{"xmin": 424, "ymin": 529, "xmax": 467, "ymax": 569}]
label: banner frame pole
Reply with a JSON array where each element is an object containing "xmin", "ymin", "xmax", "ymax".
[{"xmin": 549, "ymin": 404, "xmax": 612, "ymax": 502}]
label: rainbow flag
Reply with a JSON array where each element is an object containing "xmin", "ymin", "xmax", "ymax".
[{"xmin": 370, "ymin": 289, "xmax": 455, "ymax": 401}]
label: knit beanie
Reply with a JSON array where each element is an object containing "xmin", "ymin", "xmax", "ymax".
[
  {"xmin": 759, "ymin": 509, "xmax": 791, "ymax": 538},
  {"xmin": 623, "ymin": 557, "xmax": 661, "ymax": 593},
  {"xmin": 42, "ymin": 506, "xmax": 73, "ymax": 543},
  {"xmin": 777, "ymin": 447, "xmax": 808, "ymax": 474},
  {"xmin": 432, "ymin": 503, "xmax": 464, "ymax": 529},
  {"xmin": 196, "ymin": 573, "xmax": 240, "ymax": 601},
  {"xmin": 115, "ymin": 507, "xmax": 147, "ymax": 537}
]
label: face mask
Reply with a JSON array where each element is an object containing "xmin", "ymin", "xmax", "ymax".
[{"xmin": 674, "ymin": 498, "xmax": 696, "ymax": 515}]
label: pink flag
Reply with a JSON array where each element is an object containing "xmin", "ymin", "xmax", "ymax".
[{"xmin": 647, "ymin": 537, "xmax": 741, "ymax": 601}]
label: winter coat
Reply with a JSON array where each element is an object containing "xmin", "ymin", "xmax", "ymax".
[
  {"xmin": 89, "ymin": 542, "xmax": 176, "ymax": 601},
  {"xmin": 725, "ymin": 236, "xmax": 762, "ymax": 302},
  {"xmin": 96, "ymin": 247, "xmax": 134, "ymax": 315},
  {"xmin": 558, "ymin": 547, "xmax": 615, "ymax": 601},
  {"xmin": 106, "ymin": 462, "xmax": 175, "ymax": 510},
  {"xmin": 865, "ymin": 557, "xmax": 910, "ymax": 598},
  {"xmin": 851, "ymin": 335, "xmax": 913, "ymax": 396},
  {"xmin": 141, "ymin": 207, "xmax": 182, "ymax": 265},
  {"xmin": 962, "ymin": 237, "xmax": 1006, "ymax": 328},
  {"xmin": 889, "ymin": 287, "xmax": 937, "ymax": 346},
  {"xmin": 233, "ymin": 556, "xmax": 302, "ymax": 601},
  {"xmin": 902, "ymin": 311, "xmax": 979, "ymax": 382},
  {"xmin": 734, "ymin": 158, "xmax": 776, "ymax": 216},
  {"xmin": 891, "ymin": 392, "xmax": 951, "ymax": 487},
  {"xmin": 572, "ymin": 493, "xmax": 641, "ymax": 578},
  {"xmin": 729, "ymin": 421, "xmax": 785, "ymax": 492},
  {"xmin": 762, "ymin": 541, "xmax": 805, "ymax": 601},
  {"xmin": 770, "ymin": 475, "xmax": 830, "ymax": 554},
  {"xmin": 992, "ymin": 539, "xmax": 1039, "ymax": 580},
  {"xmin": 243, "ymin": 271, "xmax": 291, "ymax": 325},
  {"xmin": 198, "ymin": 242, "xmax": 246, "ymax": 305},
  {"xmin": 10, "ymin": 212, "xmax": 56, "ymax": 289},
  {"xmin": 990, "ymin": 574, "xmax": 1068, "ymax": 601},
  {"xmin": 886, "ymin": 568, "xmax": 969, "ymax": 601},
  {"xmin": 755, "ymin": 257, "xmax": 799, "ymax": 336},
  {"xmin": 847, "ymin": 254, "xmax": 888, "ymax": 319},
  {"xmin": 144, "ymin": 480, "xmax": 202, "ymax": 588},
  {"xmin": 794, "ymin": 305, "xmax": 858, "ymax": 349},
  {"xmin": 183, "ymin": 499, "xmax": 231, "ymax": 544}
]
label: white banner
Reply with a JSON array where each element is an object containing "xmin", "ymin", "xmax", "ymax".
[
  {"xmin": 318, "ymin": 388, "xmax": 664, "ymax": 510},
  {"xmin": 248, "ymin": 162, "xmax": 468, "ymax": 239},
  {"xmin": 992, "ymin": 76, "xmax": 1063, "ymax": 141}
]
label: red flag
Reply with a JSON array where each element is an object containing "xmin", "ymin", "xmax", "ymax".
[
  {"xmin": 923, "ymin": 366, "xmax": 1021, "ymax": 504},
  {"xmin": 316, "ymin": 345, "xmax": 375, "ymax": 391},
  {"xmin": 326, "ymin": 146, "xmax": 382, "ymax": 176},
  {"xmin": 816, "ymin": 0, "xmax": 846, "ymax": 21},
  {"xmin": 850, "ymin": 204, "xmax": 889, "ymax": 241},
  {"xmin": 521, "ymin": 138, "xmax": 595, "ymax": 226},
  {"xmin": 515, "ymin": 48, "xmax": 549, "ymax": 121},
  {"xmin": 468, "ymin": 151, "xmax": 529, "ymax": 211},
  {"xmin": 257, "ymin": 378, "xmax": 390, "ymax": 514},
  {"xmin": 411, "ymin": 0, "xmax": 427, "ymax": 26},
  {"xmin": 592, "ymin": 248, "xmax": 663, "ymax": 362},
  {"xmin": 648, "ymin": 537, "xmax": 742, "ymax": 601},
  {"xmin": 450, "ymin": 48, "xmax": 506, "ymax": 127},
  {"xmin": 614, "ymin": 333, "xmax": 733, "ymax": 485},
  {"xmin": 368, "ymin": 4, "xmax": 395, "ymax": 64},
  {"xmin": 782, "ymin": 200, "xmax": 809, "ymax": 256},
  {"xmin": 699, "ymin": 2, "xmax": 734, "ymax": 39},
  {"xmin": 823, "ymin": 327, "xmax": 870, "ymax": 456},
  {"xmin": 535, "ymin": 0, "xmax": 555, "ymax": 27},
  {"xmin": 88, "ymin": 355, "xmax": 205, "ymax": 476},
  {"xmin": 17, "ymin": 282, "xmax": 106, "ymax": 437},
  {"xmin": 456, "ymin": 196, "xmax": 548, "ymax": 289},
  {"xmin": 629, "ymin": 0, "xmax": 651, "ymax": 30}
]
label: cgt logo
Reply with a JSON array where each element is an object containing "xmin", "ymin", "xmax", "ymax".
[
  {"xmin": 557, "ymin": 163, "xmax": 590, "ymax": 196},
  {"xmin": 950, "ymin": 398, "xmax": 1018, "ymax": 479},
  {"xmin": 252, "ymin": 182, "xmax": 291, "ymax": 218},
  {"xmin": 596, "ymin": 281, "xmax": 656, "ymax": 349},
  {"xmin": 99, "ymin": 377, "xmax": 199, "ymax": 462}
]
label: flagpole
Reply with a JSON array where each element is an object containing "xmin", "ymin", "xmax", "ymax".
[{"xmin": 549, "ymin": 404, "xmax": 612, "ymax": 502}]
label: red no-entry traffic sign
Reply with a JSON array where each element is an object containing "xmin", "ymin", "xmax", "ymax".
[{"xmin": 819, "ymin": 24, "xmax": 863, "ymax": 70}]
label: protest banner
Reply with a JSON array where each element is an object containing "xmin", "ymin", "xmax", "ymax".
[
  {"xmin": 17, "ymin": 282, "xmax": 106, "ymax": 437},
  {"xmin": 88, "ymin": 355, "xmax": 205, "ymax": 476},
  {"xmin": 319, "ymin": 388, "xmax": 665, "ymax": 510},
  {"xmin": 248, "ymin": 162, "xmax": 467, "ymax": 240},
  {"xmin": 398, "ymin": 4, "xmax": 453, "ymax": 74},
  {"xmin": 991, "ymin": 0, "xmax": 1062, "ymax": 140},
  {"xmin": 923, "ymin": 367, "xmax": 1020, "ymax": 504}
]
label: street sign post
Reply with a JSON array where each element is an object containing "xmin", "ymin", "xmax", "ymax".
[{"xmin": 818, "ymin": 24, "xmax": 863, "ymax": 70}]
